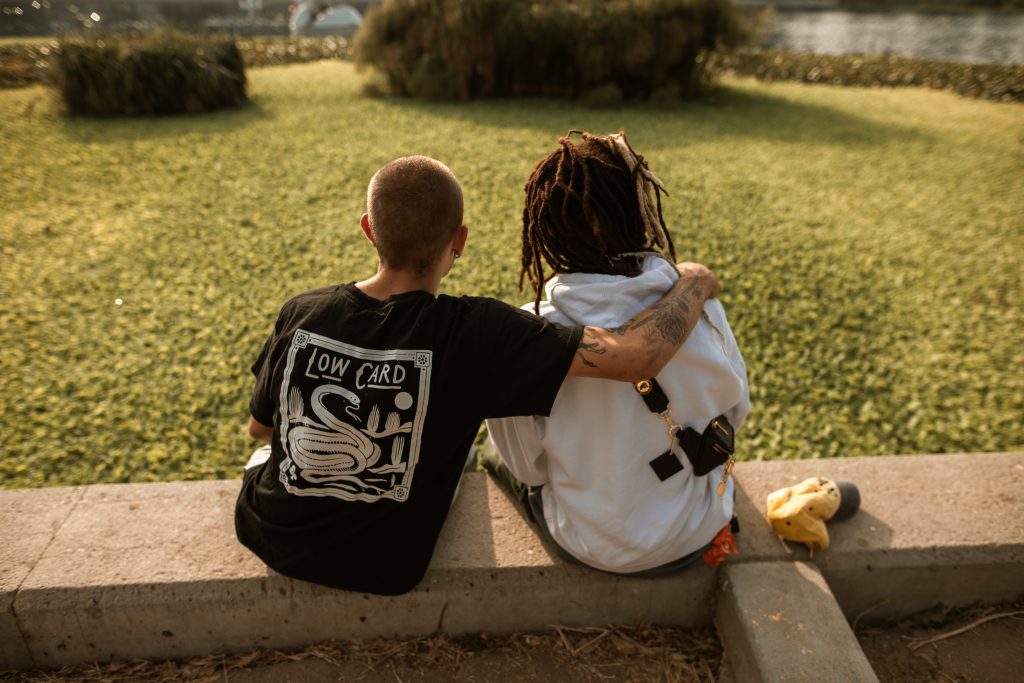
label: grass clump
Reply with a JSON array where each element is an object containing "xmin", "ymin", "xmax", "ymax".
[
  {"xmin": 0, "ymin": 61, "xmax": 1021, "ymax": 487},
  {"xmin": 53, "ymin": 31, "xmax": 246, "ymax": 116},
  {"xmin": 355, "ymin": 0, "xmax": 739, "ymax": 101}
]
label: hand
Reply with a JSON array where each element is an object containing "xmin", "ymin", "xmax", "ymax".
[{"xmin": 676, "ymin": 262, "xmax": 720, "ymax": 299}]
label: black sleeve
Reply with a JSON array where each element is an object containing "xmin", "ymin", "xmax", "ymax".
[
  {"xmin": 470, "ymin": 299, "xmax": 583, "ymax": 419},
  {"xmin": 248, "ymin": 306, "xmax": 289, "ymax": 426}
]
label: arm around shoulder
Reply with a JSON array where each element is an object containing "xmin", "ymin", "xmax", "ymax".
[{"xmin": 568, "ymin": 262, "xmax": 720, "ymax": 382}]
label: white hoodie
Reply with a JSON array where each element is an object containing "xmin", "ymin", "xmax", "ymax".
[{"xmin": 486, "ymin": 255, "xmax": 750, "ymax": 573}]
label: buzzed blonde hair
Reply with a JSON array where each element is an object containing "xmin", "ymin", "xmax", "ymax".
[{"xmin": 366, "ymin": 156, "xmax": 464, "ymax": 275}]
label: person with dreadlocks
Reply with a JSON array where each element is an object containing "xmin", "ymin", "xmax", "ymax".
[
  {"xmin": 486, "ymin": 131, "xmax": 751, "ymax": 575},
  {"xmin": 235, "ymin": 154, "xmax": 722, "ymax": 595}
]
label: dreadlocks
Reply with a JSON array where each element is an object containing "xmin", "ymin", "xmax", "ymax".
[{"xmin": 520, "ymin": 130, "xmax": 677, "ymax": 313}]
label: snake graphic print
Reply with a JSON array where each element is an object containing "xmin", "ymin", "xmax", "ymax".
[{"xmin": 277, "ymin": 329, "xmax": 432, "ymax": 502}]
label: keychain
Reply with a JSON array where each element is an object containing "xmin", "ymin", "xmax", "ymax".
[{"xmin": 636, "ymin": 379, "xmax": 734, "ymax": 496}]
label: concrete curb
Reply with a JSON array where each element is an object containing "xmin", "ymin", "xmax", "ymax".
[
  {"xmin": 730, "ymin": 452, "xmax": 1024, "ymax": 620},
  {"xmin": 715, "ymin": 562, "xmax": 878, "ymax": 682},
  {"xmin": 5, "ymin": 476, "xmax": 715, "ymax": 668},
  {"xmin": 1, "ymin": 487, "xmax": 85, "ymax": 670},
  {"xmin": 2, "ymin": 451, "xmax": 1022, "ymax": 673}
]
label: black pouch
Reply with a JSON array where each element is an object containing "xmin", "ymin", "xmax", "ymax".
[{"xmin": 676, "ymin": 415, "xmax": 734, "ymax": 477}]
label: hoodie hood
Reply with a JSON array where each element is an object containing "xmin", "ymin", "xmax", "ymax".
[{"xmin": 544, "ymin": 254, "xmax": 679, "ymax": 328}]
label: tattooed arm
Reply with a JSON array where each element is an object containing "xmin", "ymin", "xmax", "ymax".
[{"xmin": 567, "ymin": 262, "xmax": 720, "ymax": 382}]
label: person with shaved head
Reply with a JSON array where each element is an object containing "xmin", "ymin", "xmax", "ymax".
[{"xmin": 235, "ymin": 155, "xmax": 721, "ymax": 595}]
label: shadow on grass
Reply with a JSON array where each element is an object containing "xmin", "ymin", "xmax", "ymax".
[
  {"xmin": 56, "ymin": 97, "xmax": 273, "ymax": 144},
  {"xmin": 365, "ymin": 83, "xmax": 931, "ymax": 148}
]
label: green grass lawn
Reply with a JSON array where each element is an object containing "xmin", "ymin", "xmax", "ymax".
[{"xmin": 1, "ymin": 61, "xmax": 1021, "ymax": 487}]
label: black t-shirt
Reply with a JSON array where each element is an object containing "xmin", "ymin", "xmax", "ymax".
[{"xmin": 235, "ymin": 283, "xmax": 582, "ymax": 595}]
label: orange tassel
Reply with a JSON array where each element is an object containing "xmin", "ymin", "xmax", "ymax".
[{"xmin": 702, "ymin": 524, "xmax": 738, "ymax": 566}]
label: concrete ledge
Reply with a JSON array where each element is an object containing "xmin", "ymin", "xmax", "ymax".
[
  {"xmin": 2, "ymin": 451, "xmax": 1022, "ymax": 670},
  {"xmin": 0, "ymin": 487, "xmax": 84, "ymax": 670},
  {"xmin": 5, "ymin": 476, "xmax": 714, "ymax": 668},
  {"xmin": 731, "ymin": 452, "xmax": 1024, "ymax": 621},
  {"xmin": 715, "ymin": 561, "xmax": 878, "ymax": 682}
]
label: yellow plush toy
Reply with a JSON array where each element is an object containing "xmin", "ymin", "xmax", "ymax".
[{"xmin": 766, "ymin": 477, "xmax": 860, "ymax": 554}]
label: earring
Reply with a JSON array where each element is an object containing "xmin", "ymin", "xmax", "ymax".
[{"xmin": 452, "ymin": 250, "xmax": 461, "ymax": 259}]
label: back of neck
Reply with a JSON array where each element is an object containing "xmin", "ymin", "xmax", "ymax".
[{"xmin": 355, "ymin": 268, "xmax": 440, "ymax": 301}]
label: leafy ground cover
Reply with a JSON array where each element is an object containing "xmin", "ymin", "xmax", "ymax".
[
  {"xmin": 0, "ymin": 61, "xmax": 1020, "ymax": 487},
  {"xmin": 713, "ymin": 49, "xmax": 1024, "ymax": 102}
]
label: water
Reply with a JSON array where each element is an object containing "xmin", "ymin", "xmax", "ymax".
[{"xmin": 759, "ymin": 11, "xmax": 1024, "ymax": 65}]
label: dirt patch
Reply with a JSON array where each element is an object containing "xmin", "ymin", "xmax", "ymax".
[
  {"xmin": 7, "ymin": 600, "xmax": 1022, "ymax": 681},
  {"xmin": 857, "ymin": 598, "xmax": 1024, "ymax": 683},
  {"xmin": 0, "ymin": 624, "xmax": 722, "ymax": 683}
]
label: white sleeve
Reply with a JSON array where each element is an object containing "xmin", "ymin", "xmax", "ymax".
[
  {"xmin": 722, "ymin": 317, "xmax": 751, "ymax": 431},
  {"xmin": 485, "ymin": 416, "xmax": 549, "ymax": 487},
  {"xmin": 706, "ymin": 301, "xmax": 751, "ymax": 431}
]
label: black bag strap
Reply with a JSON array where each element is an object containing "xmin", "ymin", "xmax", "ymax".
[
  {"xmin": 634, "ymin": 377, "xmax": 735, "ymax": 489},
  {"xmin": 632, "ymin": 378, "xmax": 670, "ymax": 415}
]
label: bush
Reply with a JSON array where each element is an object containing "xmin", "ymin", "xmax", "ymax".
[
  {"xmin": 53, "ymin": 32, "xmax": 247, "ymax": 116},
  {"xmin": 0, "ymin": 40, "xmax": 55, "ymax": 89},
  {"xmin": 354, "ymin": 0, "xmax": 740, "ymax": 101},
  {"xmin": 582, "ymin": 82, "xmax": 625, "ymax": 108},
  {"xmin": 1, "ymin": 37, "xmax": 352, "ymax": 90}
]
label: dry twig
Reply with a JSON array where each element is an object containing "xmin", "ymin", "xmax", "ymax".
[
  {"xmin": 851, "ymin": 599, "xmax": 889, "ymax": 633},
  {"xmin": 906, "ymin": 610, "xmax": 1024, "ymax": 650}
]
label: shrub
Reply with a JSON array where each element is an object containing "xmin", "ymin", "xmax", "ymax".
[
  {"xmin": 354, "ymin": 0, "xmax": 740, "ymax": 101},
  {"xmin": 53, "ymin": 32, "xmax": 247, "ymax": 116},
  {"xmin": 582, "ymin": 82, "xmax": 625, "ymax": 108},
  {"xmin": 648, "ymin": 83, "xmax": 685, "ymax": 108},
  {"xmin": 0, "ymin": 41, "xmax": 55, "ymax": 89}
]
